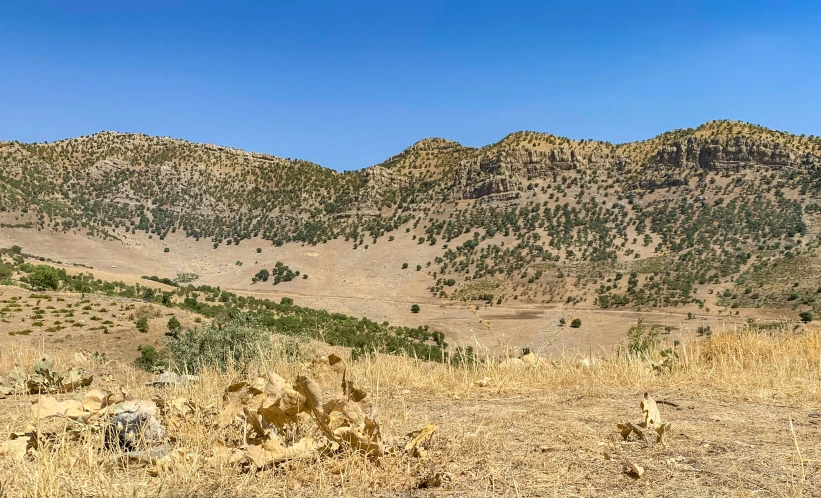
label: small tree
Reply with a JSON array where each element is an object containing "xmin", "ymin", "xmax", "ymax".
[
  {"xmin": 29, "ymin": 265, "xmax": 59, "ymax": 291},
  {"xmin": 134, "ymin": 345, "xmax": 168, "ymax": 372},
  {"xmin": 402, "ymin": 263, "xmax": 409, "ymax": 269},
  {"xmin": 570, "ymin": 318, "xmax": 582, "ymax": 328},
  {"xmin": 167, "ymin": 316, "xmax": 181, "ymax": 331},
  {"xmin": 411, "ymin": 304, "xmax": 421, "ymax": 313},
  {"xmin": 136, "ymin": 316, "xmax": 149, "ymax": 333},
  {"xmin": 800, "ymin": 311, "xmax": 814, "ymax": 323}
]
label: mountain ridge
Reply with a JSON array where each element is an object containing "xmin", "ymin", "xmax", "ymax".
[
  {"xmin": 3, "ymin": 119, "xmax": 821, "ymax": 321},
  {"xmin": 6, "ymin": 119, "xmax": 820, "ymax": 174}
]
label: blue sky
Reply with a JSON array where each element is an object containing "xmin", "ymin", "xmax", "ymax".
[{"xmin": 1, "ymin": 1, "xmax": 819, "ymax": 171}]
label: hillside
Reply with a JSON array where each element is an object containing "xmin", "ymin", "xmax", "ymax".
[{"xmin": 3, "ymin": 120, "xmax": 821, "ymax": 340}]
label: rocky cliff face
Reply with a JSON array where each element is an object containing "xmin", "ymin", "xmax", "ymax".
[
  {"xmin": 647, "ymin": 136, "xmax": 818, "ymax": 172},
  {"xmin": 446, "ymin": 145, "xmax": 624, "ymax": 200},
  {"xmin": 359, "ymin": 165, "xmax": 411, "ymax": 206},
  {"xmin": 447, "ymin": 152, "xmax": 521, "ymax": 201},
  {"xmin": 363, "ymin": 166, "xmax": 410, "ymax": 190},
  {"xmin": 441, "ymin": 131, "xmax": 821, "ymax": 201}
]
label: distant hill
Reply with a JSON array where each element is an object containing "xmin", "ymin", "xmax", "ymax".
[{"xmin": 3, "ymin": 120, "xmax": 821, "ymax": 318}]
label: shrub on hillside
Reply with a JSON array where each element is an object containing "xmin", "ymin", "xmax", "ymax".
[
  {"xmin": 0, "ymin": 263, "xmax": 13, "ymax": 280},
  {"xmin": 163, "ymin": 315, "xmax": 271, "ymax": 373}
]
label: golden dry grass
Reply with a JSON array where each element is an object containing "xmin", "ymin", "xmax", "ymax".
[{"xmin": 1, "ymin": 326, "xmax": 820, "ymax": 497}]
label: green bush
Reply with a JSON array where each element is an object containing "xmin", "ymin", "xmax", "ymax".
[
  {"xmin": 136, "ymin": 316, "xmax": 149, "ymax": 333},
  {"xmin": 800, "ymin": 311, "xmax": 814, "ymax": 323},
  {"xmin": 163, "ymin": 315, "xmax": 271, "ymax": 373},
  {"xmin": 570, "ymin": 318, "xmax": 582, "ymax": 328},
  {"xmin": 134, "ymin": 345, "xmax": 168, "ymax": 372},
  {"xmin": 0, "ymin": 263, "xmax": 12, "ymax": 280},
  {"xmin": 167, "ymin": 316, "xmax": 181, "ymax": 331},
  {"xmin": 411, "ymin": 304, "xmax": 420, "ymax": 313}
]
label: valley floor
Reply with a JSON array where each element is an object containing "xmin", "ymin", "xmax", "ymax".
[{"xmin": 0, "ymin": 227, "xmax": 787, "ymax": 355}]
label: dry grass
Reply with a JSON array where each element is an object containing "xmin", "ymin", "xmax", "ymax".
[{"xmin": 1, "ymin": 327, "xmax": 820, "ymax": 497}]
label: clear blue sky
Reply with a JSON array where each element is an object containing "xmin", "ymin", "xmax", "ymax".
[{"xmin": 1, "ymin": 1, "xmax": 820, "ymax": 171}]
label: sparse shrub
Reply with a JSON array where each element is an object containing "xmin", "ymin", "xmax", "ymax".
[
  {"xmin": 272, "ymin": 335, "xmax": 308, "ymax": 362},
  {"xmin": 136, "ymin": 316, "xmax": 149, "ymax": 333},
  {"xmin": 626, "ymin": 319, "xmax": 660, "ymax": 357},
  {"xmin": 167, "ymin": 316, "xmax": 181, "ymax": 331},
  {"xmin": 0, "ymin": 263, "xmax": 13, "ymax": 280}
]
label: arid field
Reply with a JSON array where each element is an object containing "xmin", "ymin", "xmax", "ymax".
[{"xmin": 1, "ymin": 325, "xmax": 819, "ymax": 497}]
